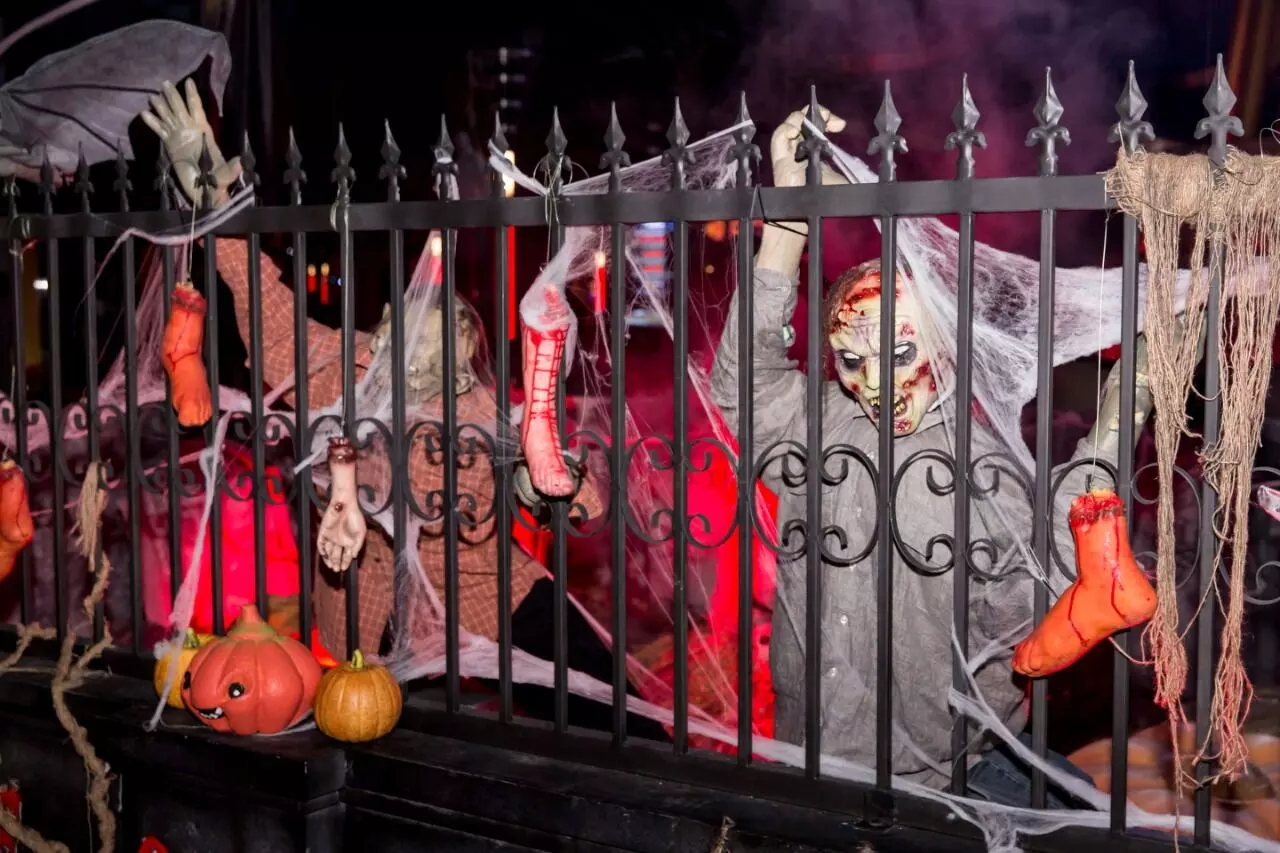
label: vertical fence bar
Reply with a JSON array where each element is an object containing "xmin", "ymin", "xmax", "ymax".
[
  {"xmin": 382, "ymin": 122, "xmax": 408, "ymax": 676},
  {"xmin": 39, "ymin": 163, "xmax": 68, "ymax": 639},
  {"xmin": 6, "ymin": 178, "xmax": 32, "ymax": 623},
  {"xmin": 284, "ymin": 131, "xmax": 312, "ymax": 649},
  {"xmin": 945, "ymin": 75, "xmax": 984, "ymax": 797},
  {"xmin": 332, "ymin": 126, "xmax": 359, "ymax": 656},
  {"xmin": 545, "ymin": 110, "xmax": 570, "ymax": 732},
  {"xmin": 1107, "ymin": 63, "xmax": 1154, "ymax": 824},
  {"xmin": 115, "ymin": 149, "xmax": 145, "ymax": 654},
  {"xmin": 198, "ymin": 145, "xmax": 225, "ymax": 635},
  {"xmin": 1194, "ymin": 238, "xmax": 1223, "ymax": 846},
  {"xmin": 665, "ymin": 100, "xmax": 691, "ymax": 754},
  {"xmin": 1026, "ymin": 67, "xmax": 1068, "ymax": 809},
  {"xmin": 76, "ymin": 153, "xmax": 105, "ymax": 643},
  {"xmin": 1108, "ymin": 186, "xmax": 1141, "ymax": 830},
  {"xmin": 871, "ymin": 82, "xmax": 902, "ymax": 792},
  {"xmin": 434, "ymin": 119, "xmax": 461, "ymax": 712},
  {"xmin": 731, "ymin": 95, "xmax": 758, "ymax": 765},
  {"xmin": 799, "ymin": 87, "xmax": 826, "ymax": 779},
  {"xmin": 242, "ymin": 137, "xmax": 269, "ymax": 615},
  {"xmin": 491, "ymin": 115, "xmax": 515, "ymax": 724},
  {"xmin": 601, "ymin": 105, "xmax": 630, "ymax": 744},
  {"xmin": 1193, "ymin": 54, "xmax": 1240, "ymax": 846},
  {"xmin": 157, "ymin": 153, "xmax": 183, "ymax": 610}
]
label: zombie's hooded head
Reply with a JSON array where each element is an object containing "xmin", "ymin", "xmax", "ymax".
[{"xmin": 825, "ymin": 259, "xmax": 939, "ymax": 436}]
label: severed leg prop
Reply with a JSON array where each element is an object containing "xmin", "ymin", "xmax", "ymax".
[
  {"xmin": 519, "ymin": 283, "xmax": 578, "ymax": 498},
  {"xmin": 0, "ymin": 460, "xmax": 34, "ymax": 584}
]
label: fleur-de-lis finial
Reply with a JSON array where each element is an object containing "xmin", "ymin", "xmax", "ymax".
[
  {"xmin": 867, "ymin": 80, "xmax": 907, "ymax": 182},
  {"xmin": 41, "ymin": 150, "xmax": 58, "ymax": 200},
  {"xmin": 113, "ymin": 142, "xmax": 132, "ymax": 199},
  {"xmin": 796, "ymin": 84, "xmax": 830, "ymax": 185},
  {"xmin": 726, "ymin": 92, "xmax": 761, "ymax": 188},
  {"xmin": 1195, "ymin": 53, "xmax": 1243, "ymax": 170},
  {"xmin": 539, "ymin": 108, "xmax": 572, "ymax": 192},
  {"xmin": 331, "ymin": 123, "xmax": 355, "ymax": 202},
  {"xmin": 75, "ymin": 142, "xmax": 94, "ymax": 202},
  {"xmin": 283, "ymin": 127, "xmax": 306, "ymax": 195},
  {"xmin": 240, "ymin": 131, "xmax": 259, "ymax": 189},
  {"xmin": 195, "ymin": 136, "xmax": 217, "ymax": 209},
  {"xmin": 1108, "ymin": 61, "xmax": 1155, "ymax": 156},
  {"xmin": 1025, "ymin": 67, "xmax": 1071, "ymax": 177},
  {"xmin": 944, "ymin": 74, "xmax": 987, "ymax": 180},
  {"xmin": 379, "ymin": 120, "xmax": 406, "ymax": 200},
  {"xmin": 662, "ymin": 97, "xmax": 695, "ymax": 190}
]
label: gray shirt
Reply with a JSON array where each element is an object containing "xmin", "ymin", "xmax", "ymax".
[{"xmin": 711, "ymin": 268, "xmax": 1104, "ymax": 790}]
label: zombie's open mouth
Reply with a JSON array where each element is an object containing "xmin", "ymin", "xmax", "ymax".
[
  {"xmin": 866, "ymin": 395, "xmax": 909, "ymax": 418},
  {"xmin": 196, "ymin": 706, "xmax": 225, "ymax": 721}
]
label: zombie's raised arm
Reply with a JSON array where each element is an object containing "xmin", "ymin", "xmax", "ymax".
[
  {"xmin": 710, "ymin": 267, "xmax": 808, "ymax": 476},
  {"xmin": 214, "ymin": 238, "xmax": 371, "ymax": 409}
]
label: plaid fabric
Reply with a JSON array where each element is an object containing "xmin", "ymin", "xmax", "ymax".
[{"xmin": 216, "ymin": 239, "xmax": 599, "ymax": 647}]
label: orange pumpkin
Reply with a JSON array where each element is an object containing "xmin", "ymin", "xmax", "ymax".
[
  {"xmin": 1069, "ymin": 723, "xmax": 1280, "ymax": 841},
  {"xmin": 182, "ymin": 604, "xmax": 322, "ymax": 735},
  {"xmin": 314, "ymin": 649, "xmax": 402, "ymax": 742},
  {"xmin": 153, "ymin": 629, "xmax": 215, "ymax": 709}
]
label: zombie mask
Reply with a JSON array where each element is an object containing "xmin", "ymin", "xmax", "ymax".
[
  {"xmin": 826, "ymin": 261, "xmax": 938, "ymax": 436},
  {"xmin": 368, "ymin": 299, "xmax": 479, "ymax": 400}
]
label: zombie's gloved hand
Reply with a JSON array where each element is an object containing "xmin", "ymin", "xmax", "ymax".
[
  {"xmin": 1084, "ymin": 314, "xmax": 1204, "ymax": 466},
  {"xmin": 757, "ymin": 103, "xmax": 847, "ymax": 278},
  {"xmin": 318, "ymin": 438, "xmax": 367, "ymax": 572},
  {"xmin": 140, "ymin": 79, "xmax": 240, "ymax": 209}
]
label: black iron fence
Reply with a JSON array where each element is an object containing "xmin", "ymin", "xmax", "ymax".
[{"xmin": 0, "ymin": 59, "xmax": 1275, "ymax": 851}]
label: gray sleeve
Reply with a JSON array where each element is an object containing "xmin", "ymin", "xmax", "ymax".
[{"xmin": 710, "ymin": 268, "xmax": 808, "ymax": 484}]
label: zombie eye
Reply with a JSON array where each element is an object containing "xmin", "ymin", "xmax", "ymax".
[
  {"xmin": 228, "ymin": 682, "xmax": 246, "ymax": 699},
  {"xmin": 893, "ymin": 342, "xmax": 917, "ymax": 367},
  {"xmin": 836, "ymin": 351, "xmax": 864, "ymax": 371}
]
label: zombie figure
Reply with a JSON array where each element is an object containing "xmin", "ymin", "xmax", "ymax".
[
  {"xmin": 710, "ymin": 106, "xmax": 1154, "ymax": 803},
  {"xmin": 142, "ymin": 81, "xmax": 664, "ymax": 738}
]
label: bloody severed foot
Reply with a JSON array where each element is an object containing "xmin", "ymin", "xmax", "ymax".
[
  {"xmin": 1013, "ymin": 488, "xmax": 1157, "ymax": 678},
  {"xmin": 519, "ymin": 313, "xmax": 576, "ymax": 498},
  {"xmin": 0, "ymin": 460, "xmax": 34, "ymax": 584},
  {"xmin": 162, "ymin": 282, "xmax": 213, "ymax": 428}
]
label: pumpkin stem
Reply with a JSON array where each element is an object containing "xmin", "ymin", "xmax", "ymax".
[
  {"xmin": 181, "ymin": 628, "xmax": 201, "ymax": 650},
  {"xmin": 351, "ymin": 649, "xmax": 365, "ymax": 670},
  {"xmin": 227, "ymin": 604, "xmax": 278, "ymax": 638}
]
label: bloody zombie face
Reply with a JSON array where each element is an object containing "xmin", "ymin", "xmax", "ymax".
[{"xmin": 826, "ymin": 261, "xmax": 939, "ymax": 436}]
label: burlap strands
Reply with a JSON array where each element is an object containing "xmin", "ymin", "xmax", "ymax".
[{"xmin": 1106, "ymin": 146, "xmax": 1280, "ymax": 791}]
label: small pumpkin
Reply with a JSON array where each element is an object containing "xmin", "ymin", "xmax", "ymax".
[
  {"xmin": 153, "ymin": 629, "xmax": 215, "ymax": 709},
  {"xmin": 314, "ymin": 649, "xmax": 402, "ymax": 742},
  {"xmin": 182, "ymin": 604, "xmax": 322, "ymax": 735}
]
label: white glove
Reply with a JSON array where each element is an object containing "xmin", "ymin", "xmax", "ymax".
[
  {"xmin": 139, "ymin": 79, "xmax": 240, "ymax": 209},
  {"xmin": 757, "ymin": 104, "xmax": 847, "ymax": 277}
]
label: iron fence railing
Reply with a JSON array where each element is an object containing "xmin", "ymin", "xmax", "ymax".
[{"xmin": 0, "ymin": 58, "xmax": 1273, "ymax": 850}]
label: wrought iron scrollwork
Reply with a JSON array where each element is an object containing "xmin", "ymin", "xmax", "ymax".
[{"xmin": 889, "ymin": 447, "xmax": 957, "ymax": 576}]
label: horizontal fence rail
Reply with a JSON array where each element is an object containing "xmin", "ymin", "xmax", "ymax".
[{"xmin": 0, "ymin": 61, "xmax": 1276, "ymax": 853}]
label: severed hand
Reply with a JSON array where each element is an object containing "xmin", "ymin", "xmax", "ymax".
[
  {"xmin": 139, "ymin": 78, "xmax": 240, "ymax": 209},
  {"xmin": 318, "ymin": 438, "xmax": 366, "ymax": 572}
]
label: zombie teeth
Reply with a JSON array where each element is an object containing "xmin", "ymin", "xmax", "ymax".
[
  {"xmin": 197, "ymin": 707, "xmax": 225, "ymax": 720},
  {"xmin": 893, "ymin": 397, "xmax": 908, "ymax": 416}
]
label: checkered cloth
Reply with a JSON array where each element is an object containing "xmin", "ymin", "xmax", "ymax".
[{"xmin": 216, "ymin": 240, "xmax": 599, "ymax": 650}]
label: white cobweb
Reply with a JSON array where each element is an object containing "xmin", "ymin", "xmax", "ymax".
[{"xmin": 0, "ymin": 105, "xmax": 1271, "ymax": 852}]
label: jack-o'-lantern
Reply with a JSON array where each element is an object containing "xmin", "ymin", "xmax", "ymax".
[
  {"xmin": 314, "ymin": 650, "xmax": 402, "ymax": 742},
  {"xmin": 182, "ymin": 604, "xmax": 322, "ymax": 735},
  {"xmin": 153, "ymin": 629, "xmax": 215, "ymax": 709},
  {"xmin": 1069, "ymin": 723, "xmax": 1280, "ymax": 841}
]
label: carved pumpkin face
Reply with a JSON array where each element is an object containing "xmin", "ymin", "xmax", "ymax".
[{"xmin": 182, "ymin": 605, "xmax": 322, "ymax": 735}]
